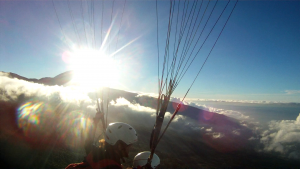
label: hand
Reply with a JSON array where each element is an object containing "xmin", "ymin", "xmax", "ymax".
[{"xmin": 93, "ymin": 108, "xmax": 103, "ymax": 124}]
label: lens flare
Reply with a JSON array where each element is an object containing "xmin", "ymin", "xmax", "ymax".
[
  {"xmin": 57, "ymin": 110, "xmax": 93, "ymax": 148},
  {"xmin": 203, "ymin": 111, "xmax": 214, "ymax": 121},
  {"xmin": 17, "ymin": 100, "xmax": 55, "ymax": 141}
]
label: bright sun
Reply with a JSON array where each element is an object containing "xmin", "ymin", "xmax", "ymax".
[{"xmin": 64, "ymin": 47, "xmax": 120, "ymax": 89}]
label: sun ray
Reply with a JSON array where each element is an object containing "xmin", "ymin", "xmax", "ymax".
[
  {"xmin": 110, "ymin": 36, "xmax": 141, "ymax": 58},
  {"xmin": 100, "ymin": 17, "xmax": 116, "ymax": 51}
]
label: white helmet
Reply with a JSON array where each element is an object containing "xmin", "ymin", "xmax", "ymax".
[
  {"xmin": 133, "ymin": 151, "xmax": 160, "ymax": 169},
  {"xmin": 105, "ymin": 122, "xmax": 138, "ymax": 145}
]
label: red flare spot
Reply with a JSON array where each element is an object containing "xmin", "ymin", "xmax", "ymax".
[
  {"xmin": 203, "ymin": 111, "xmax": 214, "ymax": 121},
  {"xmin": 62, "ymin": 51, "xmax": 72, "ymax": 64}
]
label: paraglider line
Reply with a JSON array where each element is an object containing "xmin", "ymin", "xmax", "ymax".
[
  {"xmin": 184, "ymin": 0, "xmax": 239, "ymax": 97},
  {"xmin": 115, "ymin": 0, "xmax": 127, "ymax": 51},
  {"xmin": 51, "ymin": 0, "xmax": 67, "ymax": 43},
  {"xmin": 67, "ymin": 0, "xmax": 81, "ymax": 45},
  {"xmin": 81, "ymin": 0, "xmax": 89, "ymax": 45}
]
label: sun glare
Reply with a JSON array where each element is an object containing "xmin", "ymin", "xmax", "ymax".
[{"xmin": 65, "ymin": 48, "xmax": 120, "ymax": 89}]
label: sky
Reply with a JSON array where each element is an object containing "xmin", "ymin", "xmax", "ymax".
[{"xmin": 0, "ymin": 0, "xmax": 300, "ymax": 103}]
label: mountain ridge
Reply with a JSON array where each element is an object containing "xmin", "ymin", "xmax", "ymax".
[
  {"xmin": 0, "ymin": 70, "xmax": 251, "ymax": 138},
  {"xmin": 0, "ymin": 70, "xmax": 74, "ymax": 86}
]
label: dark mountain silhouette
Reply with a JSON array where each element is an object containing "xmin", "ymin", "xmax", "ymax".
[{"xmin": 1, "ymin": 70, "xmax": 74, "ymax": 86}]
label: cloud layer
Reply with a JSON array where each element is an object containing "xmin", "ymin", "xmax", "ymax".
[
  {"xmin": 1, "ymin": 74, "xmax": 300, "ymax": 160},
  {"xmin": 0, "ymin": 74, "xmax": 192, "ymax": 150},
  {"xmin": 136, "ymin": 93, "xmax": 300, "ymax": 160},
  {"xmin": 285, "ymin": 90, "xmax": 300, "ymax": 95},
  {"xmin": 184, "ymin": 98, "xmax": 300, "ymax": 104}
]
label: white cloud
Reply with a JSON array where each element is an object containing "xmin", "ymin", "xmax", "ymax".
[
  {"xmin": 108, "ymin": 97, "xmax": 190, "ymax": 129},
  {"xmin": 134, "ymin": 92, "xmax": 258, "ymax": 140},
  {"xmin": 212, "ymin": 132, "xmax": 225, "ymax": 139},
  {"xmin": 182, "ymin": 97, "xmax": 300, "ymax": 159},
  {"xmin": 232, "ymin": 130, "xmax": 241, "ymax": 136},
  {"xmin": 185, "ymin": 98, "xmax": 299, "ymax": 104},
  {"xmin": 0, "ymin": 74, "xmax": 267, "ymax": 157},
  {"xmin": 0, "ymin": 71, "xmax": 10, "ymax": 77},
  {"xmin": 0, "ymin": 74, "xmax": 199, "ymax": 138},
  {"xmin": 182, "ymin": 101, "xmax": 251, "ymax": 121},
  {"xmin": 205, "ymin": 131, "xmax": 225, "ymax": 139},
  {"xmin": 0, "ymin": 75, "xmax": 92, "ymax": 103},
  {"xmin": 205, "ymin": 127, "xmax": 213, "ymax": 132},
  {"xmin": 123, "ymin": 91, "xmax": 300, "ymax": 160},
  {"xmin": 0, "ymin": 75, "xmax": 102, "ymax": 148},
  {"xmin": 170, "ymin": 97, "xmax": 181, "ymax": 104},
  {"xmin": 111, "ymin": 97, "xmax": 156, "ymax": 115},
  {"xmin": 285, "ymin": 90, "xmax": 300, "ymax": 95},
  {"xmin": 296, "ymin": 114, "xmax": 300, "ymax": 124},
  {"xmin": 136, "ymin": 93, "xmax": 159, "ymax": 98},
  {"xmin": 260, "ymin": 113, "xmax": 300, "ymax": 158}
]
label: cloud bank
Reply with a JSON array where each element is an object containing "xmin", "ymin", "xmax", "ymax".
[
  {"xmin": 185, "ymin": 98, "xmax": 300, "ymax": 104},
  {"xmin": 0, "ymin": 74, "xmax": 192, "ymax": 150},
  {"xmin": 260, "ymin": 114, "xmax": 300, "ymax": 159},
  {"xmin": 1, "ymin": 74, "xmax": 300, "ymax": 161},
  {"xmin": 285, "ymin": 90, "xmax": 300, "ymax": 95},
  {"xmin": 136, "ymin": 93, "xmax": 300, "ymax": 160},
  {"xmin": 169, "ymin": 97, "xmax": 252, "ymax": 122}
]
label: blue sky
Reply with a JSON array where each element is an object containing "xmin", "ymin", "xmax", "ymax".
[{"xmin": 0, "ymin": 0, "xmax": 299, "ymax": 102}]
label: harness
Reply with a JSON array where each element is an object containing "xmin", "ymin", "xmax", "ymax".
[
  {"xmin": 86, "ymin": 151, "xmax": 122, "ymax": 169},
  {"xmin": 65, "ymin": 149, "xmax": 122, "ymax": 169}
]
